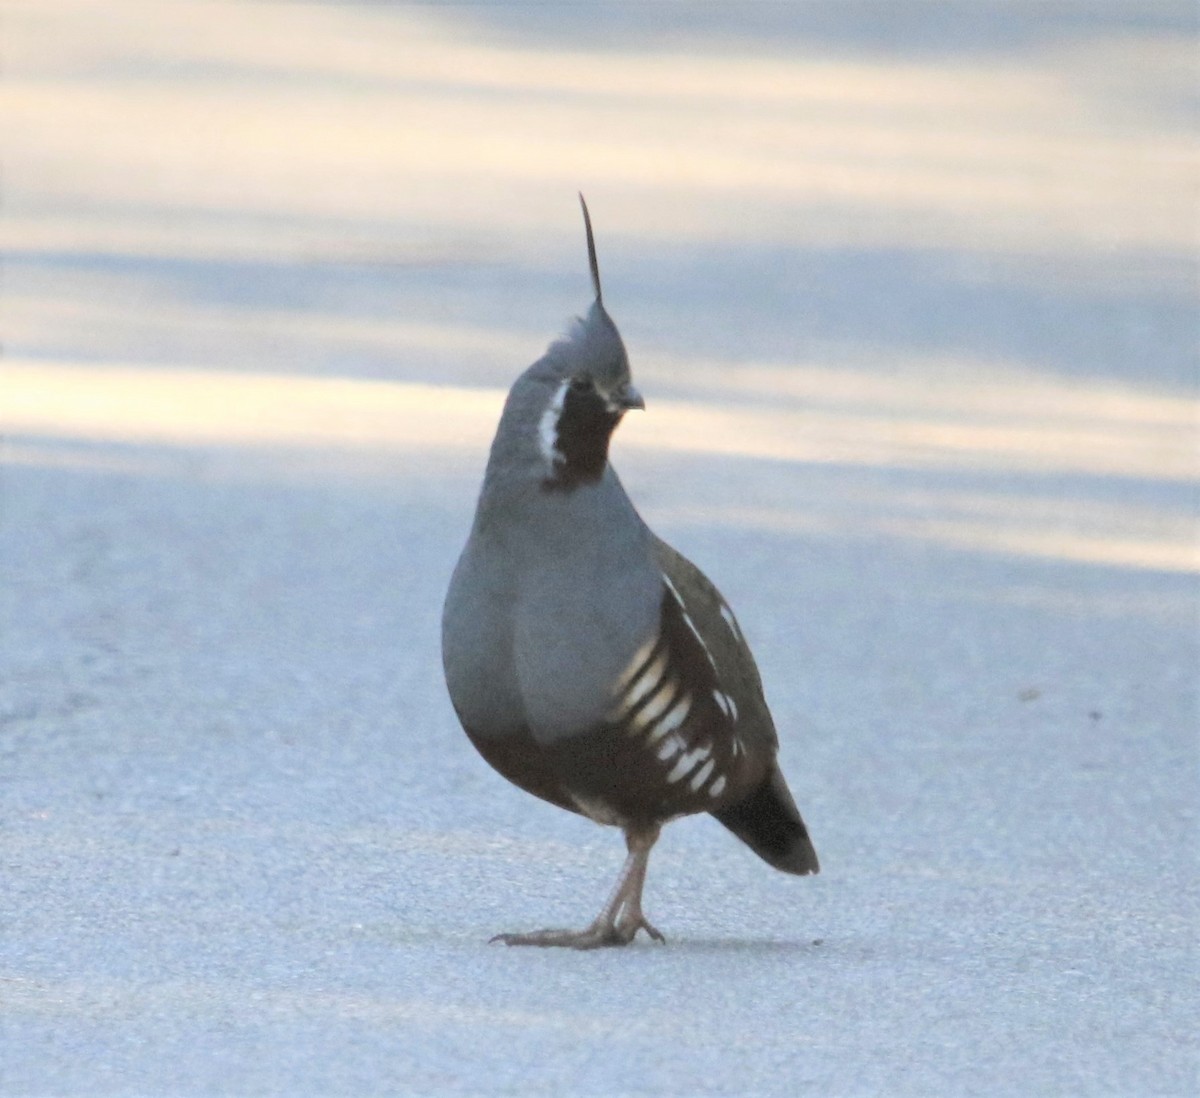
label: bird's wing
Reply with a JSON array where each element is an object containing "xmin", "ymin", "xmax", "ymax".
[
  {"xmin": 650, "ymin": 534, "xmax": 779, "ymax": 753},
  {"xmin": 577, "ymin": 534, "xmax": 777, "ymax": 816}
]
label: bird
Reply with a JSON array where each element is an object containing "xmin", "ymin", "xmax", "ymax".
[{"xmin": 441, "ymin": 196, "xmax": 819, "ymax": 948}]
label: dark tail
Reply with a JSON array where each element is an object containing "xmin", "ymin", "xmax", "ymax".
[{"xmin": 712, "ymin": 765, "xmax": 819, "ymax": 875}]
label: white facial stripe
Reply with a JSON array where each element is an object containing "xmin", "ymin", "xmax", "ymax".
[
  {"xmin": 666, "ymin": 745, "xmax": 711, "ymax": 784},
  {"xmin": 708, "ymin": 774, "xmax": 727, "ymax": 798},
  {"xmin": 630, "ymin": 678, "xmax": 679, "ymax": 731},
  {"xmin": 645, "ymin": 694, "xmax": 691, "ymax": 744},
  {"xmin": 537, "ymin": 380, "xmax": 568, "ymax": 467},
  {"xmin": 689, "ymin": 758, "xmax": 716, "ymax": 792}
]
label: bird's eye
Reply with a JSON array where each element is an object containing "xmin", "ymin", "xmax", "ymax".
[{"xmin": 568, "ymin": 375, "xmax": 591, "ymax": 393}]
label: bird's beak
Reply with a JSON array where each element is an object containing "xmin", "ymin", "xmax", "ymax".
[{"xmin": 612, "ymin": 383, "xmax": 645, "ymax": 412}]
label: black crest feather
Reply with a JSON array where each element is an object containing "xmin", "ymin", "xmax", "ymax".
[{"xmin": 578, "ymin": 192, "xmax": 602, "ymax": 304}]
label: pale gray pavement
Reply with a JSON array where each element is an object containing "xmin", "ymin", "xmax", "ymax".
[{"xmin": 2, "ymin": 2, "xmax": 1197, "ymax": 1095}]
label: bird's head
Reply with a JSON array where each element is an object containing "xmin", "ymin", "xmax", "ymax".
[{"xmin": 526, "ymin": 196, "xmax": 644, "ymax": 490}]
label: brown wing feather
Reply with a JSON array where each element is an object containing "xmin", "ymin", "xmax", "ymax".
[{"xmin": 651, "ymin": 535, "xmax": 778, "ymax": 755}]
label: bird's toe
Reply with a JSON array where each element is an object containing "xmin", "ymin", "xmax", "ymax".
[
  {"xmin": 490, "ymin": 920, "xmax": 652, "ymax": 949},
  {"xmin": 616, "ymin": 913, "xmax": 666, "ymax": 945}
]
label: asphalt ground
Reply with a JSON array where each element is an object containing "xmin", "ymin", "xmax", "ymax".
[{"xmin": 2, "ymin": 2, "xmax": 1196, "ymax": 1094}]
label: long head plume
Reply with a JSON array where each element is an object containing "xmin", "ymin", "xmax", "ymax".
[{"xmin": 578, "ymin": 192, "xmax": 603, "ymax": 305}]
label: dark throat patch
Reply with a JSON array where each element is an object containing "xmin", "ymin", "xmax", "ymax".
[{"xmin": 543, "ymin": 384, "xmax": 622, "ymax": 491}]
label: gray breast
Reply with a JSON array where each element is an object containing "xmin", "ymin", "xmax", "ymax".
[
  {"xmin": 441, "ymin": 528, "xmax": 526, "ymax": 738},
  {"xmin": 509, "ymin": 472, "xmax": 663, "ymax": 744}
]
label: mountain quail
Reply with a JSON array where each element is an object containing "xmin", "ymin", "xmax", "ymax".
[{"xmin": 441, "ymin": 196, "xmax": 819, "ymax": 948}]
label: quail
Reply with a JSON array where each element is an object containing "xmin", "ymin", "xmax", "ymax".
[{"xmin": 441, "ymin": 196, "xmax": 819, "ymax": 948}]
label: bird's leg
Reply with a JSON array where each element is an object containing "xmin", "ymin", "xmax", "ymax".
[
  {"xmin": 611, "ymin": 826, "xmax": 664, "ymax": 943},
  {"xmin": 491, "ymin": 824, "xmax": 665, "ymax": 949}
]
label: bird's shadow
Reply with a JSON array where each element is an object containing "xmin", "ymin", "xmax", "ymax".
[{"xmin": 640, "ymin": 936, "xmax": 826, "ymax": 955}]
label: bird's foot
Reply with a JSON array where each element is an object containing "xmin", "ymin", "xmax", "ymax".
[
  {"xmin": 615, "ymin": 910, "xmax": 665, "ymax": 945},
  {"xmin": 490, "ymin": 914, "xmax": 665, "ymax": 950},
  {"xmin": 489, "ymin": 925, "xmax": 621, "ymax": 949}
]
